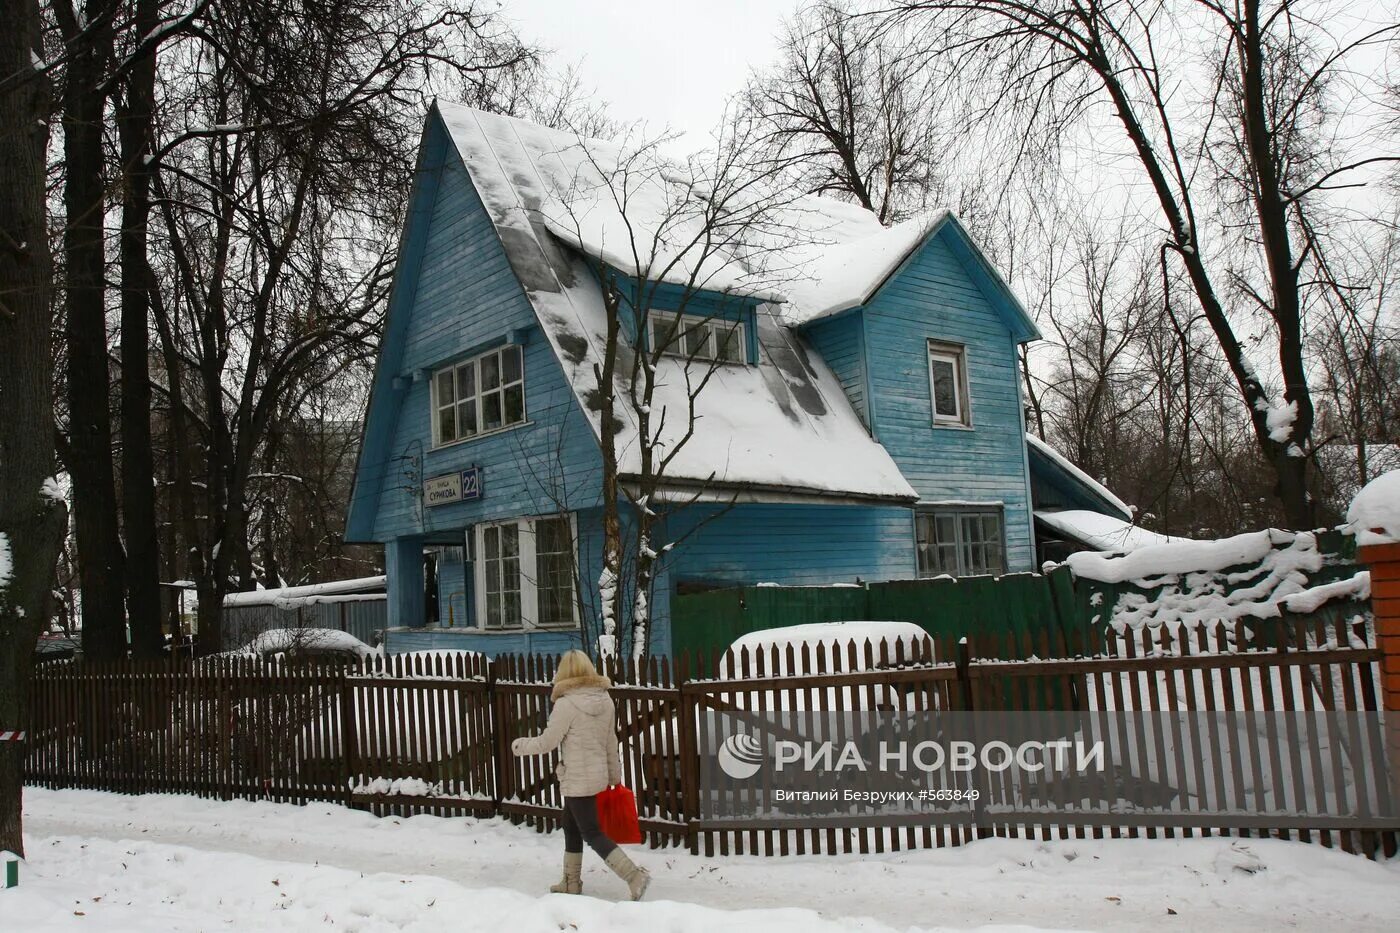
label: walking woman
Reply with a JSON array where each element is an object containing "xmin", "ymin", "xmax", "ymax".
[{"xmin": 511, "ymin": 650, "xmax": 651, "ymax": 900}]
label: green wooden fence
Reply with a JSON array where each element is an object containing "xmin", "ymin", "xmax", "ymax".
[
  {"xmin": 671, "ymin": 566, "xmax": 1090, "ymax": 660},
  {"xmin": 670, "ymin": 530, "xmax": 1368, "ymax": 661}
]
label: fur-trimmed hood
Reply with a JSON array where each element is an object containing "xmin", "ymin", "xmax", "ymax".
[
  {"xmin": 551, "ymin": 672, "xmax": 611, "ymax": 702},
  {"xmin": 513, "ymin": 670, "xmax": 621, "ymax": 797}
]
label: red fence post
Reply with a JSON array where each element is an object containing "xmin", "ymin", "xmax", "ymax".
[{"xmin": 1359, "ymin": 542, "xmax": 1400, "ymax": 793}]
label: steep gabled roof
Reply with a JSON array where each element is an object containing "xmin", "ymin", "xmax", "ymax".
[
  {"xmin": 427, "ymin": 102, "xmax": 918, "ymax": 504},
  {"xmin": 438, "ymin": 103, "xmax": 1038, "ymax": 336}
]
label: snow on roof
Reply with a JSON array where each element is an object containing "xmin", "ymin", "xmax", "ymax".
[
  {"xmin": 1345, "ymin": 469, "xmax": 1400, "ymax": 547},
  {"xmin": 1026, "ymin": 435, "xmax": 1133, "ymax": 519},
  {"xmin": 437, "ymin": 102, "xmax": 954, "ymax": 322},
  {"xmin": 223, "ymin": 575, "xmax": 386, "ymax": 608},
  {"xmin": 1035, "ymin": 509, "xmax": 1183, "ymax": 553},
  {"xmin": 436, "ymin": 103, "xmax": 917, "ymax": 503},
  {"xmin": 772, "ymin": 213, "xmax": 947, "ymax": 324}
]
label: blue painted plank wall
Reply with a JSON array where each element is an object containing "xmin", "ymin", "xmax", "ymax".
[
  {"xmin": 667, "ymin": 502, "xmax": 915, "ymax": 587},
  {"xmin": 862, "ymin": 228, "xmax": 1036, "ymax": 571},
  {"xmin": 801, "ymin": 312, "xmax": 869, "ymax": 428},
  {"xmin": 369, "ymin": 156, "xmax": 603, "ymax": 544}
]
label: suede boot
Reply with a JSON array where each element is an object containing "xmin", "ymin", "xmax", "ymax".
[
  {"xmin": 604, "ymin": 849, "xmax": 650, "ymax": 901},
  {"xmin": 550, "ymin": 852, "xmax": 583, "ymax": 895}
]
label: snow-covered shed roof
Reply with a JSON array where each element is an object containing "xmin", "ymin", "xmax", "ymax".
[
  {"xmin": 1025, "ymin": 435, "xmax": 1133, "ymax": 521},
  {"xmin": 435, "ymin": 102, "xmax": 918, "ymax": 503},
  {"xmin": 1035, "ymin": 509, "xmax": 1182, "ymax": 553},
  {"xmin": 223, "ymin": 575, "xmax": 387, "ymax": 609}
]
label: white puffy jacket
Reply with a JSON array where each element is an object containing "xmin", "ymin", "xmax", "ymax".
[{"xmin": 510, "ymin": 673, "xmax": 621, "ymax": 797}]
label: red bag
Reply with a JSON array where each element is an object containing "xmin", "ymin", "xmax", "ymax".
[{"xmin": 596, "ymin": 784, "xmax": 642, "ymax": 844}]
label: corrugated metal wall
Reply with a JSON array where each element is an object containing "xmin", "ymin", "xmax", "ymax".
[{"xmin": 221, "ymin": 599, "xmax": 388, "ymax": 651}]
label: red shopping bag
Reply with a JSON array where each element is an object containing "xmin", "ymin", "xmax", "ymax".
[{"xmin": 596, "ymin": 784, "xmax": 642, "ymax": 844}]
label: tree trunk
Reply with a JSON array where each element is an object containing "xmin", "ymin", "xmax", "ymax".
[
  {"xmin": 62, "ymin": 2, "xmax": 127, "ymax": 658},
  {"xmin": 118, "ymin": 0, "xmax": 164, "ymax": 658},
  {"xmin": 0, "ymin": 0, "xmax": 68, "ymax": 856},
  {"xmin": 594, "ymin": 278, "xmax": 625, "ymax": 657}
]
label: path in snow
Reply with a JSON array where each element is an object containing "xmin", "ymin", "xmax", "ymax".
[{"xmin": 16, "ymin": 788, "xmax": 1400, "ymax": 932}]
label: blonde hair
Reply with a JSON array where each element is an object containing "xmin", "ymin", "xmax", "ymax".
[{"xmin": 554, "ymin": 649, "xmax": 598, "ymax": 682}]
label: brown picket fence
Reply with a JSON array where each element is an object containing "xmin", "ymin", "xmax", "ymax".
[{"xmin": 23, "ymin": 615, "xmax": 1398, "ymax": 858}]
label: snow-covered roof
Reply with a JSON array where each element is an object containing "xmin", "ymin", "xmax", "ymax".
[
  {"xmin": 223, "ymin": 575, "xmax": 387, "ymax": 609},
  {"xmin": 436, "ymin": 103, "xmax": 918, "ymax": 503},
  {"xmin": 1025, "ymin": 435, "xmax": 1133, "ymax": 520},
  {"xmin": 1035, "ymin": 509, "xmax": 1183, "ymax": 552}
]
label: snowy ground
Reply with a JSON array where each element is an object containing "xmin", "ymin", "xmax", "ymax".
[{"xmin": 9, "ymin": 789, "xmax": 1400, "ymax": 932}]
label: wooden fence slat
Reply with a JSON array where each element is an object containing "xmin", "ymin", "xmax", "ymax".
[{"xmin": 20, "ymin": 621, "xmax": 1397, "ymax": 859}]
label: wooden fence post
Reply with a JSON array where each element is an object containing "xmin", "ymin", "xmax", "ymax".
[
  {"xmin": 490, "ymin": 657, "xmax": 512, "ymax": 808},
  {"xmin": 1358, "ymin": 542, "xmax": 1400, "ymax": 799},
  {"xmin": 676, "ymin": 651, "xmax": 700, "ymax": 854},
  {"xmin": 339, "ymin": 672, "xmax": 358, "ymax": 808},
  {"xmin": 955, "ymin": 638, "xmax": 993, "ymax": 839}
]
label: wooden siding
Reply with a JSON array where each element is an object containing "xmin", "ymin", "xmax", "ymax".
[
  {"xmin": 801, "ymin": 312, "xmax": 869, "ymax": 428},
  {"xmin": 863, "ymin": 229, "xmax": 1036, "ymax": 571},
  {"xmin": 667, "ymin": 503, "xmax": 915, "ymax": 588},
  {"xmin": 368, "ymin": 157, "xmax": 603, "ymax": 544}
]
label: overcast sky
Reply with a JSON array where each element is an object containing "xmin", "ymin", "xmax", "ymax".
[{"xmin": 506, "ymin": 0, "xmax": 797, "ymax": 141}]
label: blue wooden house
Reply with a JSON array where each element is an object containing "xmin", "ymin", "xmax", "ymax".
[{"xmin": 345, "ymin": 103, "xmax": 1123, "ymax": 657}]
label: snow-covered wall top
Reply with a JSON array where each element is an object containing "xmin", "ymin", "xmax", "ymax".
[
  {"xmin": 1345, "ymin": 470, "xmax": 1400, "ymax": 547},
  {"xmin": 1063, "ymin": 529, "xmax": 1369, "ymax": 631}
]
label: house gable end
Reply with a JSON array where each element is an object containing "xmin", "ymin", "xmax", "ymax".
[
  {"xmin": 859, "ymin": 223, "xmax": 1038, "ymax": 572},
  {"xmin": 347, "ymin": 109, "xmax": 604, "ymax": 545}
]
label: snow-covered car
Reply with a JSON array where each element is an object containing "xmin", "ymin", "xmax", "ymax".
[
  {"xmin": 34, "ymin": 633, "xmax": 80, "ymax": 661},
  {"xmin": 232, "ymin": 627, "xmax": 380, "ymax": 663},
  {"xmin": 636, "ymin": 621, "xmax": 939, "ymax": 819}
]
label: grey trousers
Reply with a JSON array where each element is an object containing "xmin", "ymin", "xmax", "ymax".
[{"xmin": 562, "ymin": 794, "xmax": 618, "ymax": 858}]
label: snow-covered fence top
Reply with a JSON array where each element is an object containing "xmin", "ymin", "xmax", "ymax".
[{"xmin": 1063, "ymin": 529, "xmax": 1369, "ymax": 631}]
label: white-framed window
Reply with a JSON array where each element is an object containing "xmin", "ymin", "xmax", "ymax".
[
  {"xmin": 432, "ymin": 344, "xmax": 525, "ymax": 446},
  {"xmin": 648, "ymin": 311, "xmax": 746, "ymax": 364},
  {"xmin": 915, "ymin": 507, "xmax": 1004, "ymax": 577},
  {"xmin": 927, "ymin": 340, "xmax": 970, "ymax": 426},
  {"xmin": 472, "ymin": 513, "xmax": 578, "ymax": 630}
]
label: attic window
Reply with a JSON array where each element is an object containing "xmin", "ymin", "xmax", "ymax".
[
  {"xmin": 433, "ymin": 345, "xmax": 525, "ymax": 446},
  {"xmin": 649, "ymin": 311, "xmax": 746, "ymax": 364},
  {"xmin": 927, "ymin": 340, "xmax": 970, "ymax": 427}
]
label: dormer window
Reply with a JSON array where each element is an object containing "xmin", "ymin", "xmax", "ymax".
[{"xmin": 649, "ymin": 311, "xmax": 746, "ymax": 364}]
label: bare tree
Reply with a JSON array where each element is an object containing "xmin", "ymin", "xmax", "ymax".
[
  {"xmin": 744, "ymin": 2, "xmax": 949, "ymax": 225},
  {"xmin": 0, "ymin": 0, "xmax": 69, "ymax": 856},
  {"xmin": 548, "ymin": 116, "xmax": 797, "ymax": 659},
  {"xmin": 890, "ymin": 0, "xmax": 1400, "ymax": 529},
  {"xmin": 142, "ymin": 2, "xmax": 536, "ymax": 654},
  {"xmin": 1311, "ymin": 215, "xmax": 1400, "ymax": 511}
]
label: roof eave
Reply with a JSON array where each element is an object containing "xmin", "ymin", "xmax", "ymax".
[{"xmin": 620, "ymin": 475, "xmax": 918, "ymax": 508}]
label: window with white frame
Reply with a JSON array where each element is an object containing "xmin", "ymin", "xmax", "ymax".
[
  {"xmin": 915, "ymin": 507, "xmax": 1004, "ymax": 577},
  {"xmin": 927, "ymin": 340, "xmax": 970, "ymax": 426},
  {"xmin": 649, "ymin": 311, "xmax": 746, "ymax": 364},
  {"xmin": 473, "ymin": 514, "xmax": 577, "ymax": 630},
  {"xmin": 433, "ymin": 344, "xmax": 525, "ymax": 446}
]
